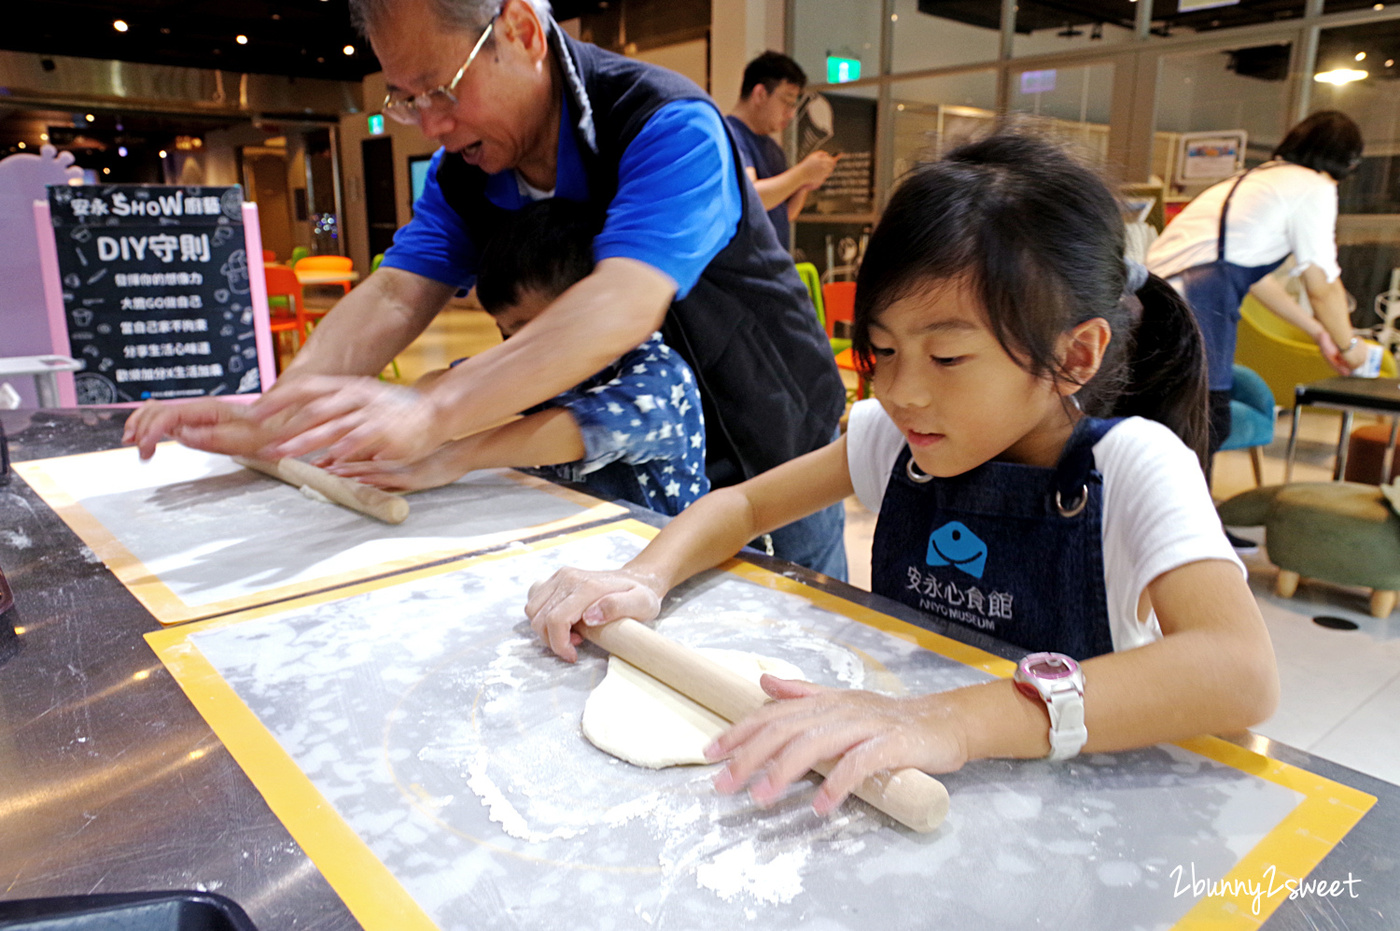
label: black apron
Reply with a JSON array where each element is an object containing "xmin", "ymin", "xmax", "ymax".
[
  {"xmin": 870, "ymin": 417, "xmax": 1122, "ymax": 660},
  {"xmin": 1174, "ymin": 164, "xmax": 1287, "ymax": 392}
]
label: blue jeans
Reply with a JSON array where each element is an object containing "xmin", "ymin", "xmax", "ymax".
[{"xmin": 766, "ymin": 499, "xmax": 848, "ymax": 582}]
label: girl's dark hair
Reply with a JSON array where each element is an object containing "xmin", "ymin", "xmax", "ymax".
[
  {"xmin": 475, "ymin": 199, "xmax": 600, "ymax": 313},
  {"xmin": 1273, "ymin": 110, "xmax": 1364, "ymax": 181},
  {"xmin": 851, "ymin": 131, "xmax": 1208, "ymax": 463}
]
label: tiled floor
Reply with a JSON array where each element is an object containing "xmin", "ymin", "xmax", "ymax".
[{"xmin": 373, "ymin": 304, "xmax": 1400, "ymax": 787}]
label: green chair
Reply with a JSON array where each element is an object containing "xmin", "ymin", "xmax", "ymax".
[
  {"xmin": 796, "ymin": 262, "xmax": 824, "ymax": 328},
  {"xmin": 290, "ymin": 245, "xmax": 310, "ymax": 268},
  {"xmin": 795, "ymin": 261, "xmax": 852, "ymax": 356}
]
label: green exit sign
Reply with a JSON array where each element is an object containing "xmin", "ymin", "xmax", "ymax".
[
  {"xmin": 368, "ymin": 113, "xmax": 385, "ymax": 135},
  {"xmin": 827, "ymin": 56, "xmax": 861, "ymax": 84}
]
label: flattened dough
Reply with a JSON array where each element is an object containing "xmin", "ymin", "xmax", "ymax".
[{"xmin": 582, "ymin": 649, "xmax": 804, "ymax": 769}]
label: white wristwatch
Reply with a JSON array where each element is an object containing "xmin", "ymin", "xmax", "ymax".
[{"xmin": 1014, "ymin": 652, "xmax": 1087, "ymax": 761}]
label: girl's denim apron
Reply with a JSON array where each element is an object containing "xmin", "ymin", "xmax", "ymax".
[
  {"xmin": 870, "ymin": 417, "xmax": 1121, "ymax": 660},
  {"xmin": 1174, "ymin": 164, "xmax": 1287, "ymax": 392}
]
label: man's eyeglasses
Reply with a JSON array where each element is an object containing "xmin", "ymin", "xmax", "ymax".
[{"xmin": 382, "ymin": 18, "xmax": 495, "ymax": 126}]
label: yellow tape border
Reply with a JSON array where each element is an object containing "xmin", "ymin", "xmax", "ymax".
[
  {"xmin": 147, "ymin": 518, "xmax": 1377, "ymax": 930},
  {"xmin": 16, "ymin": 448, "xmax": 626, "ymax": 625}
]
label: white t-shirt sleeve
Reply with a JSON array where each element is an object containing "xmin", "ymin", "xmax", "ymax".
[
  {"xmin": 1095, "ymin": 418, "xmax": 1245, "ymax": 652},
  {"xmin": 1284, "ymin": 178, "xmax": 1341, "ymax": 282},
  {"xmin": 846, "ymin": 399, "xmax": 907, "ymax": 513}
]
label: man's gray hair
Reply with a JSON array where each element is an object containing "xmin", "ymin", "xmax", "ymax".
[{"xmin": 349, "ymin": 0, "xmax": 552, "ymax": 38}]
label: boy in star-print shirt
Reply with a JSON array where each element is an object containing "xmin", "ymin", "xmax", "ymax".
[{"xmin": 336, "ymin": 200, "xmax": 708, "ymax": 516}]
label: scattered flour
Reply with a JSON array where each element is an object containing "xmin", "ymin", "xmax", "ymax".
[
  {"xmin": 433, "ymin": 622, "xmax": 888, "ymax": 907},
  {"xmin": 0, "ymin": 529, "xmax": 32, "ymax": 549},
  {"xmin": 694, "ymin": 838, "xmax": 810, "ymax": 905},
  {"xmin": 298, "ymin": 484, "xmax": 333, "ymax": 505}
]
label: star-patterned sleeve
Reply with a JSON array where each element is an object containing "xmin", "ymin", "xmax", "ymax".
[{"xmin": 544, "ymin": 333, "xmax": 710, "ymax": 510}]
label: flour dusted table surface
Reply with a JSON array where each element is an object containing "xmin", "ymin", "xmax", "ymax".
[{"xmin": 2, "ymin": 408, "xmax": 1399, "ymax": 931}]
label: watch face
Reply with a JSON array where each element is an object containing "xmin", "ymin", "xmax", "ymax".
[{"xmin": 1024, "ymin": 652, "xmax": 1079, "ymax": 680}]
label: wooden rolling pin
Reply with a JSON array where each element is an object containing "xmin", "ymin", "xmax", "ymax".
[
  {"xmin": 583, "ymin": 619, "xmax": 949, "ymax": 833},
  {"xmin": 234, "ymin": 456, "xmax": 410, "ymax": 525}
]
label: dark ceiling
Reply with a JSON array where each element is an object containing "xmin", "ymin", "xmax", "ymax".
[
  {"xmin": 4, "ymin": 0, "xmax": 609, "ymax": 82},
  {"xmin": 920, "ymin": 0, "xmax": 1387, "ymax": 35}
]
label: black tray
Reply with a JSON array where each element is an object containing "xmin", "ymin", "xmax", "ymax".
[{"xmin": 0, "ymin": 891, "xmax": 259, "ymax": 930}]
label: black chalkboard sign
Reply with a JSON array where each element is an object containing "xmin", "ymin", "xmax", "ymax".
[{"xmin": 46, "ymin": 184, "xmax": 264, "ymax": 405}]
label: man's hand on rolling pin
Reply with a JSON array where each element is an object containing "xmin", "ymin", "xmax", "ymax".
[
  {"xmin": 524, "ymin": 566, "xmax": 666, "ymax": 663},
  {"xmin": 123, "ymin": 399, "xmax": 268, "ymax": 461},
  {"xmin": 250, "ymin": 376, "xmax": 444, "ymax": 464},
  {"xmin": 706, "ymin": 678, "xmax": 969, "ymax": 817}
]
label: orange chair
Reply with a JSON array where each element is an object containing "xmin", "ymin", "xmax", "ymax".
[
  {"xmin": 834, "ymin": 346, "xmax": 869, "ymax": 401},
  {"xmin": 821, "ymin": 281, "xmax": 856, "ymax": 339},
  {"xmin": 263, "ymin": 264, "xmax": 309, "ymax": 368},
  {"xmin": 295, "ymin": 254, "xmax": 356, "ymax": 294}
]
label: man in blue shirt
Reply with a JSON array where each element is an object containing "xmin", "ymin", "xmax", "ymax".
[
  {"xmin": 725, "ymin": 52, "xmax": 838, "ymax": 251},
  {"xmin": 128, "ymin": 0, "xmax": 847, "ymax": 580}
]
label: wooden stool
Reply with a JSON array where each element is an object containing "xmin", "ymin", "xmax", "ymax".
[
  {"xmin": 1343, "ymin": 422, "xmax": 1400, "ymax": 484},
  {"xmin": 1218, "ymin": 482, "xmax": 1400, "ymax": 618}
]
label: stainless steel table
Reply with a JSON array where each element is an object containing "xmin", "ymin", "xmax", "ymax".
[{"xmin": 3, "ymin": 408, "xmax": 1399, "ymax": 931}]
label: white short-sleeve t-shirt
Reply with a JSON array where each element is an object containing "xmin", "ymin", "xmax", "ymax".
[
  {"xmin": 1146, "ymin": 162, "xmax": 1341, "ymax": 282},
  {"xmin": 845, "ymin": 400, "xmax": 1244, "ymax": 652}
]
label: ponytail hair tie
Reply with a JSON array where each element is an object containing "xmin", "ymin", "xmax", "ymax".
[{"xmin": 1123, "ymin": 258, "xmax": 1149, "ymax": 296}]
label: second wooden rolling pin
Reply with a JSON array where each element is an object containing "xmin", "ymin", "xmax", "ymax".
[
  {"xmin": 234, "ymin": 456, "xmax": 410, "ymax": 524},
  {"xmin": 583, "ymin": 618, "xmax": 949, "ymax": 833}
]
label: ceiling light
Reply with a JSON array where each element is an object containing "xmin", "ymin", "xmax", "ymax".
[
  {"xmin": 236, "ymin": 34, "xmax": 248, "ymax": 45},
  {"xmin": 40, "ymin": 133, "xmax": 48, "ymax": 141},
  {"xmin": 85, "ymin": 113, "xmax": 95, "ymax": 122},
  {"xmin": 102, "ymin": 167, "xmax": 111, "ymax": 174},
  {"xmin": 1388, "ymin": 59, "xmax": 1396, "ymax": 67},
  {"xmin": 343, "ymin": 44, "xmax": 356, "ymax": 55},
  {"xmin": 118, "ymin": 146, "xmax": 128, "ymax": 157},
  {"xmin": 1314, "ymin": 68, "xmax": 1368, "ymax": 84},
  {"xmin": 1374, "ymin": 3, "xmax": 1384, "ymax": 9},
  {"xmin": 158, "ymin": 149, "xmax": 168, "ymax": 158},
  {"xmin": 17, "ymin": 141, "xmax": 25, "ymax": 149},
  {"xmin": 113, "ymin": 19, "xmax": 128, "ymax": 32},
  {"xmin": 1355, "ymin": 51, "xmax": 1367, "ymax": 61}
]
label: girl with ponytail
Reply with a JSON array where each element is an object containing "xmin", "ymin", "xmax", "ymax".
[{"xmin": 526, "ymin": 131, "xmax": 1277, "ymax": 819}]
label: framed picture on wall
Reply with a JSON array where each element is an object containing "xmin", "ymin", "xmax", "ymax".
[{"xmin": 1175, "ymin": 130, "xmax": 1247, "ymax": 185}]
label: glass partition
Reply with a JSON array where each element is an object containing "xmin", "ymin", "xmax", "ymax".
[
  {"xmin": 889, "ymin": 71, "xmax": 999, "ymax": 180},
  {"xmin": 1009, "ymin": 63, "xmax": 1114, "ymax": 161},
  {"xmin": 791, "ymin": 0, "xmax": 884, "ymax": 90},
  {"xmin": 892, "ymin": 0, "xmax": 1002, "ymax": 71},
  {"xmin": 1153, "ymin": 44, "xmax": 1295, "ymax": 211}
]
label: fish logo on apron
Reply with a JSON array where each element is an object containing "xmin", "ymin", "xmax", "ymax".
[{"xmin": 925, "ymin": 520, "xmax": 987, "ymax": 579}]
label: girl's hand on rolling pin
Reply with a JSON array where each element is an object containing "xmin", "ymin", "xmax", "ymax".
[
  {"xmin": 524, "ymin": 566, "xmax": 665, "ymax": 662},
  {"xmin": 706, "ymin": 677, "xmax": 970, "ymax": 817}
]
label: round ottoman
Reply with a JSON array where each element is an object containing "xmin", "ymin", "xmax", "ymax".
[
  {"xmin": 1344, "ymin": 422, "xmax": 1400, "ymax": 485},
  {"xmin": 1218, "ymin": 481, "xmax": 1400, "ymax": 617}
]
